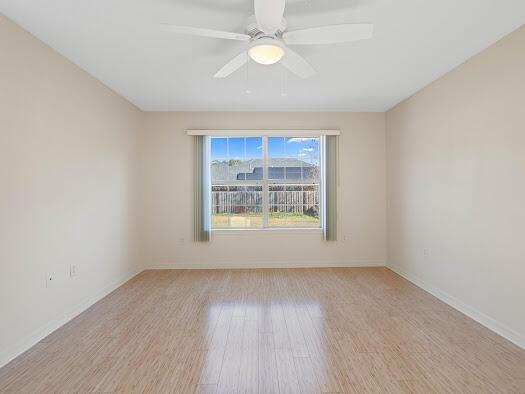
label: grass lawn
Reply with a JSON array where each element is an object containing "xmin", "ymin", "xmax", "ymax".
[{"xmin": 212, "ymin": 212, "xmax": 319, "ymax": 228}]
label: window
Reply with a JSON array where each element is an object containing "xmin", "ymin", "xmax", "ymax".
[{"xmin": 210, "ymin": 136, "xmax": 322, "ymax": 229}]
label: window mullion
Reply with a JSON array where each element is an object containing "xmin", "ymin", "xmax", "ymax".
[{"xmin": 262, "ymin": 137, "xmax": 269, "ymax": 228}]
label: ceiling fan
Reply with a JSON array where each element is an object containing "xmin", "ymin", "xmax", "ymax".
[{"xmin": 160, "ymin": 0, "xmax": 373, "ymax": 79}]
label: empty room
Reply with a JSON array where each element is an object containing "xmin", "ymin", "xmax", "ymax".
[{"xmin": 0, "ymin": 0, "xmax": 524, "ymax": 392}]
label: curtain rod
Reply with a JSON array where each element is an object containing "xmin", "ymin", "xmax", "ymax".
[{"xmin": 186, "ymin": 129, "xmax": 340, "ymax": 137}]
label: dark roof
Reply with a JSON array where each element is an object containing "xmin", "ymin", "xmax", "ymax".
[
  {"xmin": 237, "ymin": 166, "xmax": 318, "ymax": 181},
  {"xmin": 211, "ymin": 158, "xmax": 318, "ymax": 182}
]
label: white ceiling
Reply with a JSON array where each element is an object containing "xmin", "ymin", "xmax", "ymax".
[{"xmin": 1, "ymin": 0, "xmax": 524, "ymax": 111}]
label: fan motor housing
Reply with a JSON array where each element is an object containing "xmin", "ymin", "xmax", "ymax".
[{"xmin": 244, "ymin": 15, "xmax": 287, "ymax": 38}]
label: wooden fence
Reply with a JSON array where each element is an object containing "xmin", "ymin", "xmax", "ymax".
[{"xmin": 212, "ymin": 184, "xmax": 319, "ymax": 215}]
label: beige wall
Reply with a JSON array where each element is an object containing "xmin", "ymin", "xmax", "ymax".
[
  {"xmin": 139, "ymin": 112, "xmax": 386, "ymax": 268},
  {"xmin": 386, "ymin": 26, "xmax": 525, "ymax": 347},
  {"xmin": 0, "ymin": 15, "xmax": 142, "ymax": 366}
]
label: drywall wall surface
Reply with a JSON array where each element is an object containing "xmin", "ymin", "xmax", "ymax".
[
  {"xmin": 386, "ymin": 25, "xmax": 525, "ymax": 347},
  {"xmin": 139, "ymin": 112, "xmax": 387, "ymax": 268},
  {"xmin": 0, "ymin": 15, "xmax": 143, "ymax": 366}
]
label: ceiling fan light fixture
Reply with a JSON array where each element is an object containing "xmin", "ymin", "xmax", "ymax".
[{"xmin": 248, "ymin": 39, "xmax": 285, "ymax": 65}]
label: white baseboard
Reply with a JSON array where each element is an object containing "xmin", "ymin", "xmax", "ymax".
[
  {"xmin": 388, "ymin": 264, "xmax": 525, "ymax": 350},
  {"xmin": 147, "ymin": 260, "xmax": 385, "ymax": 270},
  {"xmin": 0, "ymin": 268, "xmax": 144, "ymax": 369}
]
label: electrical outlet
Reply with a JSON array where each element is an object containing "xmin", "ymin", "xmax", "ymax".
[
  {"xmin": 343, "ymin": 234, "xmax": 350, "ymax": 241},
  {"xmin": 423, "ymin": 248, "xmax": 430, "ymax": 257},
  {"xmin": 70, "ymin": 264, "xmax": 77, "ymax": 278},
  {"xmin": 45, "ymin": 272, "xmax": 55, "ymax": 288}
]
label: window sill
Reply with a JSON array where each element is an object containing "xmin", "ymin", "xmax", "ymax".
[{"xmin": 212, "ymin": 228, "xmax": 323, "ymax": 235}]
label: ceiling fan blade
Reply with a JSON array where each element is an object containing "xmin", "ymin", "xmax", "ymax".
[
  {"xmin": 160, "ymin": 24, "xmax": 250, "ymax": 41},
  {"xmin": 214, "ymin": 51, "xmax": 249, "ymax": 78},
  {"xmin": 254, "ymin": 0, "xmax": 285, "ymax": 34},
  {"xmin": 281, "ymin": 48, "xmax": 316, "ymax": 79},
  {"xmin": 283, "ymin": 23, "xmax": 374, "ymax": 45}
]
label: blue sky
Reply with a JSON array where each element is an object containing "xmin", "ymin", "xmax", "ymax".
[{"xmin": 211, "ymin": 137, "xmax": 319, "ymax": 163}]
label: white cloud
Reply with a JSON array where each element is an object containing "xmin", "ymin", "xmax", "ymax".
[
  {"xmin": 301, "ymin": 147, "xmax": 314, "ymax": 152},
  {"xmin": 287, "ymin": 137, "xmax": 317, "ymax": 143}
]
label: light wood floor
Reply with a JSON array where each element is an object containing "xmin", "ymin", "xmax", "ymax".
[{"xmin": 1, "ymin": 268, "xmax": 524, "ymax": 393}]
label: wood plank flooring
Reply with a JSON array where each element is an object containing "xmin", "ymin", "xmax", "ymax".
[{"xmin": 1, "ymin": 268, "xmax": 524, "ymax": 393}]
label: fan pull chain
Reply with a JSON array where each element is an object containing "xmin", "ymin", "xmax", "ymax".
[
  {"xmin": 281, "ymin": 68, "xmax": 288, "ymax": 97},
  {"xmin": 245, "ymin": 60, "xmax": 252, "ymax": 94}
]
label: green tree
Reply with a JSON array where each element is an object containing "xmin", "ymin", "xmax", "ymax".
[{"xmin": 228, "ymin": 159, "xmax": 241, "ymax": 166}]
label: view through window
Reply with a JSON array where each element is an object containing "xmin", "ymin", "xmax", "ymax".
[{"xmin": 210, "ymin": 136, "xmax": 321, "ymax": 229}]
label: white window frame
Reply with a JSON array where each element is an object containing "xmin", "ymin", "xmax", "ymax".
[{"xmin": 208, "ymin": 134, "xmax": 324, "ymax": 231}]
